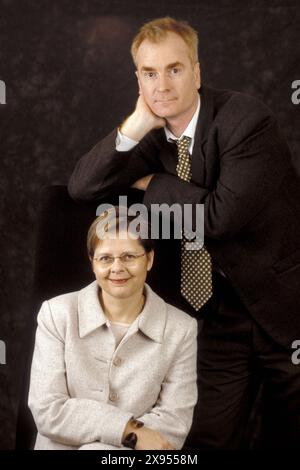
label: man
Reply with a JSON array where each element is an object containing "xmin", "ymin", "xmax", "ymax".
[{"xmin": 68, "ymin": 17, "xmax": 300, "ymax": 449}]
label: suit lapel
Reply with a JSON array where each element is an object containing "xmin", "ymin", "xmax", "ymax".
[
  {"xmin": 191, "ymin": 85, "xmax": 215, "ymax": 187},
  {"xmin": 154, "ymin": 128, "xmax": 178, "ymax": 175}
]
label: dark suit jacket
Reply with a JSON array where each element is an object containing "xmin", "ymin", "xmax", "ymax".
[{"xmin": 68, "ymin": 85, "xmax": 300, "ymax": 348}]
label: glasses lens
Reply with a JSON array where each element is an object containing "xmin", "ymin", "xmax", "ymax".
[
  {"xmin": 98, "ymin": 256, "xmax": 114, "ymax": 265},
  {"xmin": 120, "ymin": 254, "xmax": 138, "ymax": 264}
]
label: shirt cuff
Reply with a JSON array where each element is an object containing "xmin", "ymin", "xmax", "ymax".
[{"xmin": 116, "ymin": 129, "xmax": 139, "ymax": 152}]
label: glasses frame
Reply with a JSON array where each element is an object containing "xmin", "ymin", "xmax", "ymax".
[{"xmin": 93, "ymin": 252, "xmax": 146, "ymax": 267}]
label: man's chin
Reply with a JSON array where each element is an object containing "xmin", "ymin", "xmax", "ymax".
[{"xmin": 152, "ymin": 102, "xmax": 178, "ymax": 117}]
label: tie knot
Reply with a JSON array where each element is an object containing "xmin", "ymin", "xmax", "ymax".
[{"xmin": 176, "ymin": 136, "xmax": 191, "ymax": 151}]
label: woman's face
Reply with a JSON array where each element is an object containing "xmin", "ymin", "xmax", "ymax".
[{"xmin": 92, "ymin": 231, "xmax": 154, "ymax": 301}]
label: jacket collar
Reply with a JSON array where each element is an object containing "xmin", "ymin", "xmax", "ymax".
[
  {"xmin": 78, "ymin": 281, "xmax": 167, "ymax": 343},
  {"xmin": 78, "ymin": 281, "xmax": 107, "ymax": 338}
]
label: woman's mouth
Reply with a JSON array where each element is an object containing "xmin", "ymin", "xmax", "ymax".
[{"xmin": 108, "ymin": 279, "xmax": 129, "ymax": 285}]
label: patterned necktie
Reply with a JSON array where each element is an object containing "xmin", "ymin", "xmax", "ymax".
[{"xmin": 175, "ymin": 136, "xmax": 213, "ymax": 310}]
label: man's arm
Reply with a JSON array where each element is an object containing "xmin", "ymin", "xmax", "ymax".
[{"xmin": 68, "ymin": 96, "xmax": 165, "ymax": 202}]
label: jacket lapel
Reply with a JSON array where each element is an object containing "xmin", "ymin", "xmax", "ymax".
[{"xmin": 191, "ymin": 85, "xmax": 215, "ymax": 187}]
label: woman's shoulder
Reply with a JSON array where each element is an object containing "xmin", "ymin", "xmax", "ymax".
[
  {"xmin": 145, "ymin": 284, "xmax": 197, "ymax": 331},
  {"xmin": 38, "ymin": 281, "xmax": 97, "ymax": 327},
  {"xmin": 164, "ymin": 301, "xmax": 198, "ymax": 330}
]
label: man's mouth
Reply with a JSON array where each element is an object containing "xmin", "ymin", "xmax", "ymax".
[{"xmin": 155, "ymin": 98, "xmax": 177, "ymax": 103}]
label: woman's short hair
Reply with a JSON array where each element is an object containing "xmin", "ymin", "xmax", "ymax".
[
  {"xmin": 131, "ymin": 16, "xmax": 199, "ymax": 67},
  {"xmin": 87, "ymin": 206, "xmax": 155, "ymax": 259}
]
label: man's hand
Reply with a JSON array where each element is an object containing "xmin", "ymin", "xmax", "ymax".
[
  {"xmin": 122, "ymin": 420, "xmax": 175, "ymax": 451},
  {"xmin": 120, "ymin": 95, "xmax": 166, "ymax": 142},
  {"xmin": 131, "ymin": 174, "xmax": 155, "ymax": 191}
]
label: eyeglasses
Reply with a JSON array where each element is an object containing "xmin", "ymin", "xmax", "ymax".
[{"xmin": 93, "ymin": 252, "xmax": 146, "ymax": 267}]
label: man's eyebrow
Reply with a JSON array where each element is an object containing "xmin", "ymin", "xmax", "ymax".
[
  {"xmin": 140, "ymin": 61, "xmax": 184, "ymax": 71},
  {"xmin": 166, "ymin": 61, "xmax": 184, "ymax": 69}
]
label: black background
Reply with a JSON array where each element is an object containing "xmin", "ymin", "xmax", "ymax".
[{"xmin": 0, "ymin": 0, "xmax": 299, "ymax": 449}]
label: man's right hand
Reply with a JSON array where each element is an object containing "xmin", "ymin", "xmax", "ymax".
[{"xmin": 120, "ymin": 95, "xmax": 166, "ymax": 142}]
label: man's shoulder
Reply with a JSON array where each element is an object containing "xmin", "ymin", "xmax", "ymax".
[
  {"xmin": 201, "ymin": 85, "xmax": 276, "ymax": 146},
  {"xmin": 203, "ymin": 84, "xmax": 274, "ymax": 120}
]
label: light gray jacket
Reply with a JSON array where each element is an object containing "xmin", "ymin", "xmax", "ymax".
[{"xmin": 28, "ymin": 281, "xmax": 198, "ymax": 450}]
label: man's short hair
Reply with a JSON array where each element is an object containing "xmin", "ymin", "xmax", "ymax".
[{"xmin": 131, "ymin": 16, "xmax": 199, "ymax": 67}]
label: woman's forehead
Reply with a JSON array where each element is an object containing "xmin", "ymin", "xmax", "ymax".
[{"xmin": 94, "ymin": 232, "xmax": 141, "ymax": 252}]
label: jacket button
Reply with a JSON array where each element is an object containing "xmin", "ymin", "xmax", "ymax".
[
  {"xmin": 113, "ymin": 356, "xmax": 122, "ymax": 367},
  {"xmin": 109, "ymin": 391, "xmax": 118, "ymax": 402}
]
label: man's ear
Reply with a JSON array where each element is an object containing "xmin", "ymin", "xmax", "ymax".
[
  {"xmin": 194, "ymin": 62, "xmax": 201, "ymax": 90},
  {"xmin": 135, "ymin": 70, "xmax": 142, "ymax": 94}
]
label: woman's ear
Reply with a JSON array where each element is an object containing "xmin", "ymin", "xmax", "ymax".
[
  {"xmin": 146, "ymin": 250, "xmax": 154, "ymax": 271},
  {"xmin": 89, "ymin": 256, "xmax": 95, "ymax": 273}
]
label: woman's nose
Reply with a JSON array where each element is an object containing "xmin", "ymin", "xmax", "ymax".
[{"xmin": 110, "ymin": 258, "xmax": 125, "ymax": 272}]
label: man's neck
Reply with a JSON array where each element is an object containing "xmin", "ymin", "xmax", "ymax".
[{"xmin": 166, "ymin": 95, "xmax": 199, "ymax": 138}]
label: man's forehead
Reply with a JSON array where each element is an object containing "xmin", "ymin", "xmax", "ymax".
[{"xmin": 136, "ymin": 33, "xmax": 189, "ymax": 65}]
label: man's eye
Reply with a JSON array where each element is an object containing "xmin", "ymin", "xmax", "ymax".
[
  {"xmin": 145, "ymin": 72, "xmax": 156, "ymax": 78},
  {"xmin": 171, "ymin": 68, "xmax": 179, "ymax": 75}
]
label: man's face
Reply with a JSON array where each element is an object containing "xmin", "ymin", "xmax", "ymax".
[{"xmin": 135, "ymin": 32, "xmax": 200, "ymax": 120}]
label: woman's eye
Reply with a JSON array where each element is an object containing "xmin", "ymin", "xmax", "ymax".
[
  {"xmin": 123, "ymin": 254, "xmax": 135, "ymax": 261},
  {"xmin": 171, "ymin": 68, "xmax": 179, "ymax": 74},
  {"xmin": 100, "ymin": 256, "xmax": 111, "ymax": 263}
]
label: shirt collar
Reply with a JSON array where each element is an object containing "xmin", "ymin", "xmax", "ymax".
[{"xmin": 164, "ymin": 94, "xmax": 201, "ymax": 154}]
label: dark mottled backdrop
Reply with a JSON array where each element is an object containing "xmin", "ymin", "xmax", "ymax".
[{"xmin": 0, "ymin": 0, "xmax": 299, "ymax": 449}]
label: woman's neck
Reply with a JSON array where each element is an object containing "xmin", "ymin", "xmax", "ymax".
[{"xmin": 99, "ymin": 289, "xmax": 145, "ymax": 324}]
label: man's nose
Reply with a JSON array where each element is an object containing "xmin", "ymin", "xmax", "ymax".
[{"xmin": 157, "ymin": 73, "xmax": 170, "ymax": 92}]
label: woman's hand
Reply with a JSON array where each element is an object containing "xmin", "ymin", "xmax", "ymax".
[
  {"xmin": 122, "ymin": 420, "xmax": 175, "ymax": 450},
  {"xmin": 135, "ymin": 426, "xmax": 175, "ymax": 450}
]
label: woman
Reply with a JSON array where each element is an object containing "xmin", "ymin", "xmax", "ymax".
[{"xmin": 28, "ymin": 207, "xmax": 198, "ymax": 450}]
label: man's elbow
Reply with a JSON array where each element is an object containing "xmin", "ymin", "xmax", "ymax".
[{"xmin": 68, "ymin": 177, "xmax": 95, "ymax": 202}]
